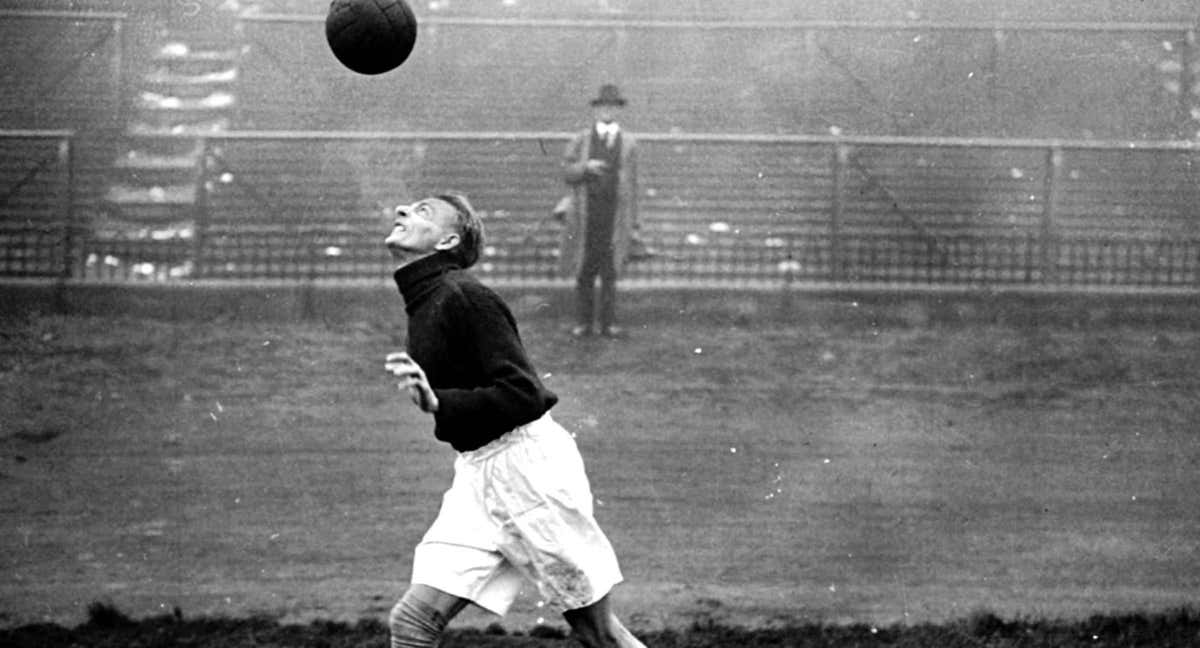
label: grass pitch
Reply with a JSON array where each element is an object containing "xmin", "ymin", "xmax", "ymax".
[{"xmin": 2, "ymin": 306, "xmax": 1198, "ymax": 643}]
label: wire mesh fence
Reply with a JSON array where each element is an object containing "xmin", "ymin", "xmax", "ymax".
[{"xmin": 2, "ymin": 130, "xmax": 1199, "ymax": 290}]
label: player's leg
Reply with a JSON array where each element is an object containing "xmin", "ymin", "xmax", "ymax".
[
  {"xmin": 388, "ymin": 583, "xmax": 470, "ymax": 648},
  {"xmin": 393, "ymin": 451, "xmax": 525, "ymax": 647},
  {"xmin": 489, "ymin": 416, "xmax": 638, "ymax": 645},
  {"xmin": 562, "ymin": 593, "xmax": 646, "ymax": 648}
]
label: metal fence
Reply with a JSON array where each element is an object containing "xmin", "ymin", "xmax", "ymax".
[{"xmin": 2, "ymin": 129, "xmax": 1198, "ymax": 292}]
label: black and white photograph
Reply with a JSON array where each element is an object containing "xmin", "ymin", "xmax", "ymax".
[{"xmin": 2, "ymin": 1, "xmax": 1198, "ymax": 646}]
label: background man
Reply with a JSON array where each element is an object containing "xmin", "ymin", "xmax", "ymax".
[{"xmin": 559, "ymin": 83, "xmax": 640, "ymax": 338}]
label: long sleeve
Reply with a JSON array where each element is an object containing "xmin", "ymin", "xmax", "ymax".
[
  {"xmin": 563, "ymin": 132, "xmax": 589, "ymax": 185},
  {"xmin": 429, "ymin": 282, "xmax": 557, "ymax": 450}
]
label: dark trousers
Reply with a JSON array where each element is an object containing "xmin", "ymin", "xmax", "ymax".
[{"xmin": 576, "ymin": 246, "xmax": 617, "ymax": 330}]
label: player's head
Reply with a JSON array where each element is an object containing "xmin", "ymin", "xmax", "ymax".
[
  {"xmin": 435, "ymin": 192, "xmax": 483, "ymax": 268},
  {"xmin": 385, "ymin": 193, "xmax": 483, "ymax": 268}
]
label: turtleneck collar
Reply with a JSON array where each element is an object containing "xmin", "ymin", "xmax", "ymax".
[{"xmin": 392, "ymin": 251, "xmax": 462, "ymax": 314}]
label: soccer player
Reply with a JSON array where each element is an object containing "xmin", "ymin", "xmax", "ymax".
[{"xmin": 382, "ymin": 193, "xmax": 647, "ymax": 648}]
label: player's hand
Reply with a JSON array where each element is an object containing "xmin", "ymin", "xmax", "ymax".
[{"xmin": 384, "ymin": 352, "xmax": 439, "ymax": 413}]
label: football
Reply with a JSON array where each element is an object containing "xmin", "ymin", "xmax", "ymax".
[{"xmin": 325, "ymin": 0, "xmax": 418, "ymax": 75}]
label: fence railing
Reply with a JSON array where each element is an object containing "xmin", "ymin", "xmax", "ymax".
[
  {"xmin": 0, "ymin": 130, "xmax": 77, "ymax": 279},
  {"xmin": 2, "ymin": 129, "xmax": 1197, "ymax": 292}
]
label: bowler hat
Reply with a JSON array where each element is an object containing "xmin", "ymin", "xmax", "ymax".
[{"xmin": 589, "ymin": 83, "xmax": 627, "ymax": 107}]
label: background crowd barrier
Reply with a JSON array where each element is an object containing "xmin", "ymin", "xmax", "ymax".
[{"xmin": 2, "ymin": 129, "xmax": 1197, "ymax": 292}]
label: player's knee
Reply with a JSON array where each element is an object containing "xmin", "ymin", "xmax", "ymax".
[{"xmin": 388, "ymin": 593, "xmax": 448, "ymax": 648}]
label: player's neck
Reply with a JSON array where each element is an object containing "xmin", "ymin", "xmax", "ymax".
[{"xmin": 391, "ymin": 248, "xmax": 440, "ymax": 270}]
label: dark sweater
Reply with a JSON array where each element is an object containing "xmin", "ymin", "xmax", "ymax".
[{"xmin": 393, "ymin": 252, "xmax": 558, "ymax": 452}]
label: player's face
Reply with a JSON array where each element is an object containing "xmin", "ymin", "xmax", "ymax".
[{"xmin": 385, "ymin": 197, "xmax": 459, "ymax": 258}]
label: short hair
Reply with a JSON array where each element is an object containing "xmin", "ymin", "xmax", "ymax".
[{"xmin": 436, "ymin": 192, "xmax": 484, "ymax": 268}]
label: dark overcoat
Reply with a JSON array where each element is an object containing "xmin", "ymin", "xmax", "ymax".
[{"xmin": 557, "ymin": 128, "xmax": 639, "ymax": 278}]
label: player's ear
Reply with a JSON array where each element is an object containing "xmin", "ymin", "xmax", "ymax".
[{"xmin": 435, "ymin": 232, "xmax": 461, "ymax": 251}]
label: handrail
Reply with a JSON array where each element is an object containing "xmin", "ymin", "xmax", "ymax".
[
  {"xmin": 165, "ymin": 129, "xmax": 1200, "ymax": 152},
  {"xmin": 240, "ymin": 13, "xmax": 1197, "ymax": 33},
  {"xmin": 0, "ymin": 9, "xmax": 127, "ymax": 21},
  {"xmin": 0, "ymin": 129, "xmax": 76, "ymax": 139}
]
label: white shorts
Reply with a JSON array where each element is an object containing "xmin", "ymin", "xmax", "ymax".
[{"xmin": 410, "ymin": 412, "xmax": 624, "ymax": 616}]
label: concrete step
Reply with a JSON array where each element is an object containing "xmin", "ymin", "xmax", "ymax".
[
  {"xmin": 137, "ymin": 90, "xmax": 236, "ymax": 111},
  {"xmin": 152, "ymin": 42, "xmax": 239, "ymax": 64},
  {"xmin": 128, "ymin": 117, "xmax": 231, "ymax": 137},
  {"xmin": 105, "ymin": 183, "xmax": 197, "ymax": 206},
  {"xmin": 89, "ymin": 210, "xmax": 195, "ymax": 241},
  {"xmin": 113, "ymin": 147, "xmax": 202, "ymax": 172}
]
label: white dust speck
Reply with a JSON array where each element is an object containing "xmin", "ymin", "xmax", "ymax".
[{"xmin": 694, "ymin": 347, "xmax": 703, "ymax": 354}]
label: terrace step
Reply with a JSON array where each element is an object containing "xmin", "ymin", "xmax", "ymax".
[{"xmin": 105, "ymin": 183, "xmax": 197, "ymax": 206}]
